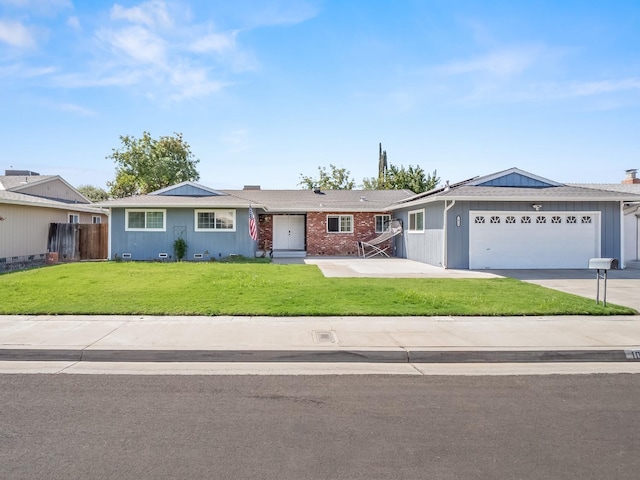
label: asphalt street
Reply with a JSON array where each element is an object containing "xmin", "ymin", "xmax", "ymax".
[{"xmin": 2, "ymin": 374, "xmax": 639, "ymax": 480}]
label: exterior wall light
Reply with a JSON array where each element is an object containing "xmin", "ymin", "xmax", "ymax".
[{"xmin": 532, "ymin": 204, "xmax": 542, "ymax": 211}]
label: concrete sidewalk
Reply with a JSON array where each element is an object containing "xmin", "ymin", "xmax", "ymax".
[{"xmin": 1, "ymin": 315, "xmax": 640, "ymax": 363}]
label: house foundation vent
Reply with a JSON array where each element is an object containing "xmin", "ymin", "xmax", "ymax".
[
  {"xmin": 194, "ymin": 253, "xmax": 203, "ymax": 259},
  {"xmin": 158, "ymin": 253, "xmax": 169, "ymax": 259},
  {"xmin": 122, "ymin": 253, "xmax": 131, "ymax": 259}
]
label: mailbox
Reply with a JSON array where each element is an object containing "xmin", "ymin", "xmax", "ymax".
[
  {"xmin": 588, "ymin": 258, "xmax": 618, "ymax": 270},
  {"xmin": 588, "ymin": 258, "xmax": 618, "ymax": 306}
]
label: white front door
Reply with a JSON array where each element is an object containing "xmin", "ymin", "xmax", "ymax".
[
  {"xmin": 273, "ymin": 215, "xmax": 305, "ymax": 250},
  {"xmin": 469, "ymin": 211, "xmax": 600, "ymax": 269}
]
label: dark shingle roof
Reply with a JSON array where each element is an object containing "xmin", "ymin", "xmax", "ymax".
[{"xmin": 97, "ymin": 188, "xmax": 414, "ymax": 212}]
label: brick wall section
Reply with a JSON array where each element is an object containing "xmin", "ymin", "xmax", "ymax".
[
  {"xmin": 258, "ymin": 214, "xmax": 273, "ymax": 251},
  {"xmin": 306, "ymin": 211, "xmax": 392, "ymax": 256}
]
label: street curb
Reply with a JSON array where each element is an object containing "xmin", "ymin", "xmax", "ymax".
[{"xmin": 0, "ymin": 348, "xmax": 637, "ymax": 363}]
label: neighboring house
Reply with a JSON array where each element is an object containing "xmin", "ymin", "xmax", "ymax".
[
  {"xmin": 569, "ymin": 168, "xmax": 640, "ymax": 269},
  {"xmin": 98, "ymin": 182, "xmax": 413, "ymax": 261},
  {"xmin": 0, "ymin": 170, "xmax": 108, "ymax": 270},
  {"xmin": 388, "ymin": 167, "xmax": 640, "ymax": 269}
]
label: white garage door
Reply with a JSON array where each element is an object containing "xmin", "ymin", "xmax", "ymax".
[{"xmin": 469, "ymin": 211, "xmax": 600, "ymax": 269}]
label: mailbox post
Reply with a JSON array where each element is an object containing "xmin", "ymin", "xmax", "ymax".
[{"xmin": 588, "ymin": 258, "xmax": 618, "ymax": 306}]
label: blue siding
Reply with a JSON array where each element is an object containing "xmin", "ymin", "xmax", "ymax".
[
  {"xmin": 110, "ymin": 208, "xmax": 256, "ymax": 261},
  {"xmin": 394, "ymin": 203, "xmax": 445, "ymax": 266},
  {"xmin": 479, "ymin": 173, "xmax": 554, "ymax": 188},
  {"xmin": 157, "ymin": 185, "xmax": 222, "ymax": 196}
]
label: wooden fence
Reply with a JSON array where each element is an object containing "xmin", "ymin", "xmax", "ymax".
[{"xmin": 47, "ymin": 223, "xmax": 108, "ymax": 261}]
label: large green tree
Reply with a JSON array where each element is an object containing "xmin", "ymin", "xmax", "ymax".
[
  {"xmin": 77, "ymin": 184, "xmax": 109, "ymax": 202},
  {"xmin": 363, "ymin": 164, "xmax": 439, "ymax": 193},
  {"xmin": 299, "ymin": 164, "xmax": 355, "ymax": 190},
  {"xmin": 107, "ymin": 132, "xmax": 200, "ymax": 198}
]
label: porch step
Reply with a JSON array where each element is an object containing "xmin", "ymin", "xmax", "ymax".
[
  {"xmin": 271, "ymin": 250, "xmax": 307, "ymax": 259},
  {"xmin": 626, "ymin": 260, "xmax": 640, "ymax": 270}
]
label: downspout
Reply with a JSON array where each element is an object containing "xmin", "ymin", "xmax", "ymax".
[
  {"xmin": 108, "ymin": 208, "xmax": 112, "ymax": 260},
  {"xmin": 620, "ymin": 202, "xmax": 625, "ymax": 269},
  {"xmin": 443, "ymin": 200, "xmax": 456, "ymax": 268}
]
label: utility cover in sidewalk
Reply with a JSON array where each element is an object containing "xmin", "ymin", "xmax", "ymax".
[{"xmin": 312, "ymin": 330, "xmax": 337, "ymax": 344}]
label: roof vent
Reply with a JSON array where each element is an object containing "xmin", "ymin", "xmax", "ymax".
[
  {"xmin": 313, "ymin": 188, "xmax": 322, "ymax": 194},
  {"xmin": 444, "ymin": 180, "xmax": 450, "ymax": 192},
  {"xmin": 243, "ymin": 185, "xmax": 261, "ymax": 190},
  {"xmin": 360, "ymin": 196, "xmax": 367, "ymax": 202}
]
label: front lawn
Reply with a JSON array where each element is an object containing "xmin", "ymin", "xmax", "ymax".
[{"xmin": 0, "ymin": 262, "xmax": 634, "ymax": 316}]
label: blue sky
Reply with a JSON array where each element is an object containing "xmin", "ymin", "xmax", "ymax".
[{"xmin": 1, "ymin": 0, "xmax": 639, "ymax": 191}]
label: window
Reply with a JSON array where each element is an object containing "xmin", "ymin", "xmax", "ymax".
[
  {"xmin": 125, "ymin": 209, "xmax": 166, "ymax": 231},
  {"xmin": 195, "ymin": 210, "xmax": 236, "ymax": 231},
  {"xmin": 490, "ymin": 216, "xmax": 500, "ymax": 224},
  {"xmin": 505, "ymin": 216, "xmax": 516, "ymax": 224},
  {"xmin": 327, "ymin": 215, "xmax": 353, "ymax": 233},
  {"xmin": 551, "ymin": 216, "xmax": 562, "ymax": 224},
  {"xmin": 68, "ymin": 213, "xmax": 79, "ymax": 224},
  {"xmin": 566, "ymin": 216, "xmax": 577, "ymax": 224},
  {"xmin": 521, "ymin": 216, "xmax": 531, "ymax": 224},
  {"xmin": 92, "ymin": 216, "xmax": 102, "ymax": 224},
  {"xmin": 581, "ymin": 216, "xmax": 592, "ymax": 224},
  {"xmin": 375, "ymin": 214, "xmax": 391, "ymax": 233},
  {"xmin": 474, "ymin": 216, "xmax": 485, "ymax": 224},
  {"xmin": 408, "ymin": 210, "xmax": 424, "ymax": 232},
  {"xmin": 536, "ymin": 216, "xmax": 546, "ymax": 224}
]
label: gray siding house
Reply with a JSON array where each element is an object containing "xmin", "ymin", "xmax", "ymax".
[{"xmin": 389, "ymin": 168, "xmax": 640, "ymax": 269}]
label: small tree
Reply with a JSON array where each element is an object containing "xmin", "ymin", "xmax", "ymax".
[
  {"xmin": 77, "ymin": 184, "xmax": 109, "ymax": 202},
  {"xmin": 299, "ymin": 164, "xmax": 355, "ymax": 190},
  {"xmin": 363, "ymin": 165, "xmax": 439, "ymax": 193},
  {"xmin": 107, "ymin": 132, "xmax": 200, "ymax": 198}
]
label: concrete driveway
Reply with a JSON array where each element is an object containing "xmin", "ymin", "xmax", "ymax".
[
  {"xmin": 296, "ymin": 257, "xmax": 640, "ymax": 312},
  {"xmin": 303, "ymin": 257, "xmax": 500, "ymax": 279}
]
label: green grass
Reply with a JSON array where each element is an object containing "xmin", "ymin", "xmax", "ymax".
[{"xmin": 0, "ymin": 262, "xmax": 634, "ymax": 316}]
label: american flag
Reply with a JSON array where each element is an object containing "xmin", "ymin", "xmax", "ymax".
[{"xmin": 248, "ymin": 206, "xmax": 258, "ymax": 241}]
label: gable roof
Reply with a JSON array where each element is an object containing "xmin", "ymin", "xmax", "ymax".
[
  {"xmin": 0, "ymin": 174, "xmax": 91, "ymax": 204},
  {"xmin": 149, "ymin": 181, "xmax": 227, "ymax": 197},
  {"xmin": 389, "ymin": 168, "xmax": 640, "ymax": 210}
]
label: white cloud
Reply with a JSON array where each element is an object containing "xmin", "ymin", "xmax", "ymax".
[
  {"xmin": 437, "ymin": 46, "xmax": 545, "ymax": 77},
  {"xmin": 190, "ymin": 31, "xmax": 237, "ymax": 54},
  {"xmin": 0, "ymin": 20, "xmax": 37, "ymax": 48},
  {"xmin": 0, "ymin": 63, "xmax": 56, "ymax": 78},
  {"xmin": 67, "ymin": 16, "xmax": 81, "ymax": 30},
  {"xmin": 567, "ymin": 79, "xmax": 640, "ymax": 97},
  {"xmin": 97, "ymin": 25, "xmax": 166, "ymax": 65},
  {"xmin": 54, "ymin": 102, "xmax": 97, "ymax": 116},
  {"xmin": 111, "ymin": 0, "xmax": 173, "ymax": 29}
]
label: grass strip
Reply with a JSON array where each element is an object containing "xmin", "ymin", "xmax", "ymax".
[{"xmin": 0, "ymin": 262, "xmax": 634, "ymax": 316}]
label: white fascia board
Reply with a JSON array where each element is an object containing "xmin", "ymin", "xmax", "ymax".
[
  {"xmin": 1, "ymin": 197, "xmax": 107, "ymax": 213},
  {"xmin": 388, "ymin": 195, "xmax": 634, "ymax": 210}
]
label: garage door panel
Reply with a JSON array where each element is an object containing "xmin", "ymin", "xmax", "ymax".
[{"xmin": 469, "ymin": 212, "xmax": 600, "ymax": 269}]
